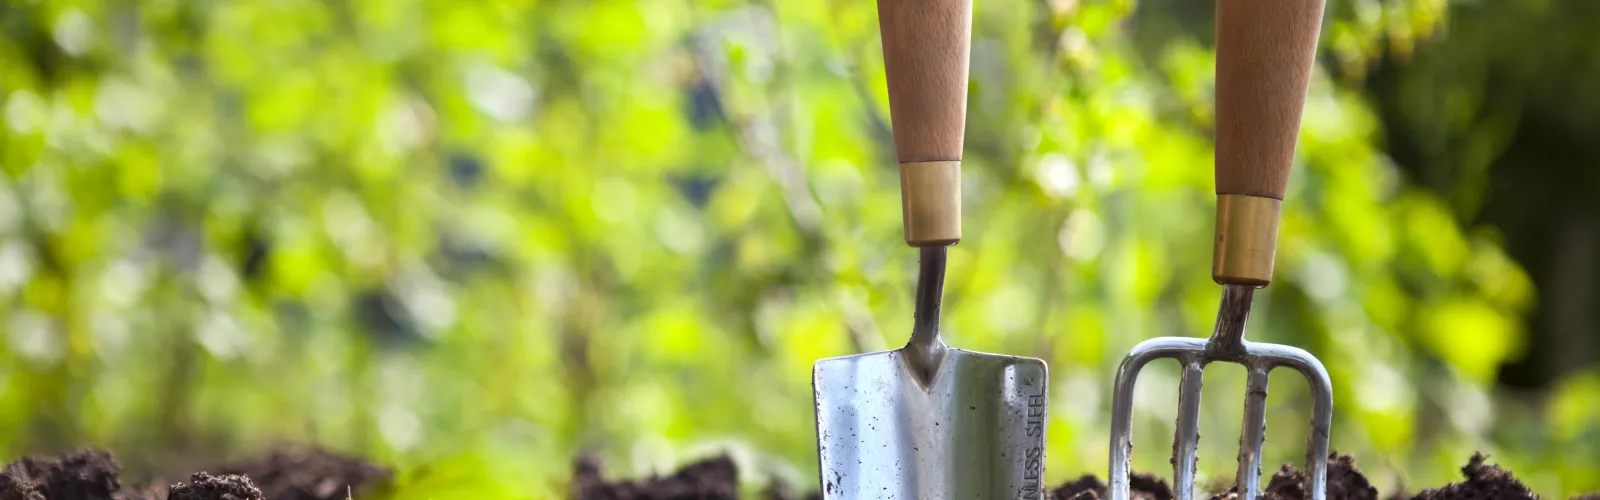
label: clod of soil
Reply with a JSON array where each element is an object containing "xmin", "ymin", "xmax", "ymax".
[
  {"xmin": 1051, "ymin": 472, "xmax": 1175, "ymax": 500},
  {"xmin": 572, "ymin": 454, "xmax": 740, "ymax": 500},
  {"xmin": 217, "ymin": 446, "xmax": 392, "ymax": 500},
  {"xmin": 167, "ymin": 472, "xmax": 265, "ymax": 500},
  {"xmin": 1268, "ymin": 454, "xmax": 1378, "ymax": 500},
  {"xmin": 1409, "ymin": 453, "xmax": 1534, "ymax": 500},
  {"xmin": 1053, "ymin": 475, "xmax": 1107, "ymax": 500},
  {"xmin": 762, "ymin": 479, "xmax": 821, "ymax": 500},
  {"xmin": 0, "ymin": 449, "xmax": 122, "ymax": 500},
  {"xmin": 0, "ymin": 473, "xmax": 42, "ymax": 500},
  {"xmin": 0, "ymin": 446, "xmax": 390, "ymax": 500},
  {"xmin": 1209, "ymin": 453, "xmax": 1377, "ymax": 500}
]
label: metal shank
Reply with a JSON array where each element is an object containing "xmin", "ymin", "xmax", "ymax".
[
  {"xmin": 1108, "ymin": 286, "xmax": 1332, "ymax": 500},
  {"xmin": 904, "ymin": 246, "xmax": 949, "ymax": 386}
]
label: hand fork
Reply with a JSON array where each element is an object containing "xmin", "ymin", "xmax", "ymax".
[{"xmin": 1107, "ymin": 0, "xmax": 1330, "ymax": 499}]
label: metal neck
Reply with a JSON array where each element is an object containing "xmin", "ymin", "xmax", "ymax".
[
  {"xmin": 903, "ymin": 246, "xmax": 949, "ymax": 386},
  {"xmin": 1205, "ymin": 285, "xmax": 1254, "ymax": 359}
]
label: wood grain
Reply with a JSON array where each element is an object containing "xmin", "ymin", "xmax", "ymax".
[
  {"xmin": 877, "ymin": 0, "xmax": 971, "ymax": 163},
  {"xmin": 1214, "ymin": 0, "xmax": 1326, "ymax": 200}
]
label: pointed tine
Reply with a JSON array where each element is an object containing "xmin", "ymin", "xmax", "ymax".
[
  {"xmin": 1172, "ymin": 359, "xmax": 1205, "ymax": 500},
  {"xmin": 1234, "ymin": 365, "xmax": 1270, "ymax": 500}
]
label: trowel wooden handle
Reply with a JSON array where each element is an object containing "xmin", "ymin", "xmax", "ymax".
[
  {"xmin": 878, "ymin": 0, "xmax": 970, "ymax": 247},
  {"xmin": 1211, "ymin": 0, "xmax": 1325, "ymax": 287}
]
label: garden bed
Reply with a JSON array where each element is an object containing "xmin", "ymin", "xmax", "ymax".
[
  {"xmin": 0, "ymin": 445, "xmax": 1567, "ymax": 499},
  {"xmin": 572, "ymin": 451, "xmax": 1551, "ymax": 500},
  {"xmin": 0, "ymin": 447, "xmax": 388, "ymax": 500}
]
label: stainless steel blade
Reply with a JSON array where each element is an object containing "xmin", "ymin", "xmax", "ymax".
[{"xmin": 813, "ymin": 247, "xmax": 1050, "ymax": 499}]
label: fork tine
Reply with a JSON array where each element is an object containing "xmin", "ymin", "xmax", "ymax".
[
  {"xmin": 1234, "ymin": 365, "xmax": 1270, "ymax": 500},
  {"xmin": 1109, "ymin": 337, "xmax": 1207, "ymax": 500},
  {"xmin": 1250, "ymin": 343, "xmax": 1334, "ymax": 500},
  {"xmin": 1294, "ymin": 356, "xmax": 1334, "ymax": 500},
  {"xmin": 1172, "ymin": 359, "xmax": 1206, "ymax": 500}
]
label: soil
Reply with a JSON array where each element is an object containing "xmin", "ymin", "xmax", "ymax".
[
  {"xmin": 568, "ymin": 451, "xmax": 1583, "ymax": 500},
  {"xmin": 0, "ymin": 473, "xmax": 42, "ymax": 500},
  {"xmin": 167, "ymin": 473, "xmax": 264, "ymax": 500},
  {"xmin": 0, "ymin": 449, "xmax": 121, "ymax": 500},
  {"xmin": 215, "ymin": 447, "xmax": 392, "ymax": 500},
  {"xmin": 571, "ymin": 454, "xmax": 829, "ymax": 500},
  {"xmin": 1269, "ymin": 454, "xmax": 1378, "ymax": 500},
  {"xmin": 572, "ymin": 454, "xmax": 742, "ymax": 500},
  {"xmin": 762, "ymin": 479, "xmax": 821, "ymax": 500},
  {"xmin": 0, "ymin": 446, "xmax": 388, "ymax": 500},
  {"xmin": 1051, "ymin": 472, "xmax": 1175, "ymax": 500},
  {"xmin": 1207, "ymin": 453, "xmax": 1378, "ymax": 500},
  {"xmin": 1408, "ymin": 453, "xmax": 1535, "ymax": 500},
  {"xmin": 0, "ymin": 445, "xmax": 1579, "ymax": 500}
]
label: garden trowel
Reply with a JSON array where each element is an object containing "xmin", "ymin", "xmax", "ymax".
[{"xmin": 811, "ymin": 0, "xmax": 1048, "ymax": 498}]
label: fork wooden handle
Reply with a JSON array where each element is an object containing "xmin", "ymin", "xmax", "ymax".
[
  {"xmin": 879, "ymin": 0, "xmax": 970, "ymax": 247},
  {"xmin": 1212, "ymin": 0, "xmax": 1326, "ymax": 286}
]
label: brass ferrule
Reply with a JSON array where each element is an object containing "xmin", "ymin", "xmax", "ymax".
[
  {"xmin": 900, "ymin": 161, "xmax": 961, "ymax": 246},
  {"xmin": 1212, "ymin": 194, "xmax": 1281, "ymax": 287}
]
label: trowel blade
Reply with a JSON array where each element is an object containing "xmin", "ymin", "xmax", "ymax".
[{"xmin": 813, "ymin": 347, "xmax": 1048, "ymax": 499}]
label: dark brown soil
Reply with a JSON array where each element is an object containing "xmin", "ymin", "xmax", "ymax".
[
  {"xmin": 1268, "ymin": 454, "xmax": 1378, "ymax": 500},
  {"xmin": 1408, "ymin": 453, "xmax": 1535, "ymax": 500},
  {"xmin": 0, "ymin": 446, "xmax": 388, "ymax": 500},
  {"xmin": 215, "ymin": 447, "xmax": 391, "ymax": 500},
  {"xmin": 1050, "ymin": 472, "xmax": 1175, "ymax": 500},
  {"xmin": 1053, "ymin": 474, "xmax": 1107, "ymax": 500},
  {"xmin": 572, "ymin": 454, "xmax": 741, "ymax": 500},
  {"xmin": 1208, "ymin": 453, "xmax": 1378, "ymax": 500},
  {"xmin": 0, "ymin": 473, "xmax": 43, "ymax": 500},
  {"xmin": 0, "ymin": 449, "xmax": 122, "ymax": 500},
  {"xmin": 167, "ymin": 473, "xmax": 264, "ymax": 500},
  {"xmin": 762, "ymin": 479, "xmax": 821, "ymax": 500}
]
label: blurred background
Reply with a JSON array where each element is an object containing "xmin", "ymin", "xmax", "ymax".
[{"xmin": 0, "ymin": 0, "xmax": 1597, "ymax": 497}]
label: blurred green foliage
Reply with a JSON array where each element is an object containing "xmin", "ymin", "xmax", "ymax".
[{"xmin": 0, "ymin": 0, "xmax": 1593, "ymax": 497}]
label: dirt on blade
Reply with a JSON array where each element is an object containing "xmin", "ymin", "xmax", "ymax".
[
  {"xmin": 167, "ymin": 472, "xmax": 265, "ymax": 500},
  {"xmin": 1051, "ymin": 472, "xmax": 1174, "ymax": 500},
  {"xmin": 572, "ymin": 454, "xmax": 740, "ymax": 500},
  {"xmin": 0, "ymin": 449, "xmax": 122, "ymax": 500},
  {"xmin": 1409, "ymin": 453, "xmax": 1534, "ymax": 500},
  {"xmin": 216, "ymin": 446, "xmax": 390, "ymax": 500}
]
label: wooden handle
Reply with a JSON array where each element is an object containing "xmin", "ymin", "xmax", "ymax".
[
  {"xmin": 878, "ymin": 0, "xmax": 971, "ymax": 246},
  {"xmin": 1213, "ymin": 0, "xmax": 1325, "ymax": 200},
  {"xmin": 878, "ymin": 0, "xmax": 970, "ymax": 162},
  {"xmin": 1211, "ymin": 0, "xmax": 1325, "ymax": 286}
]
